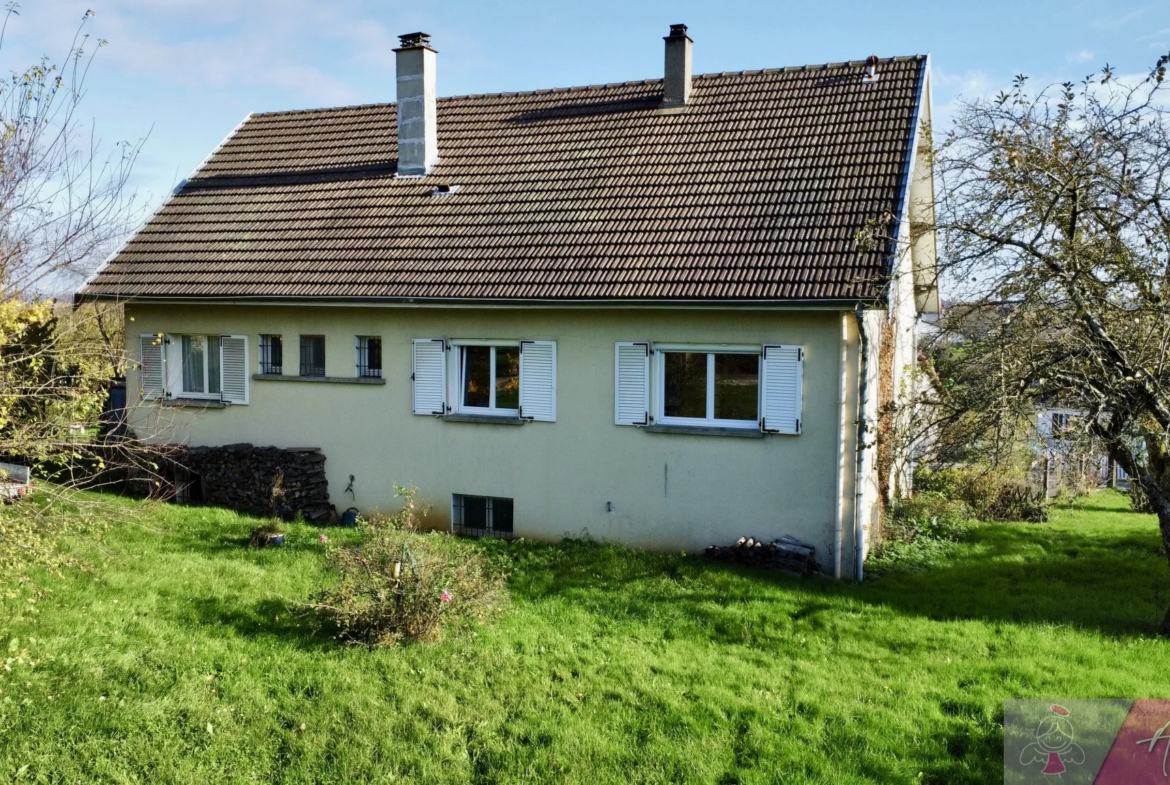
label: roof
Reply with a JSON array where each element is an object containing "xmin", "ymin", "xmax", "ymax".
[{"xmin": 82, "ymin": 56, "xmax": 928, "ymax": 303}]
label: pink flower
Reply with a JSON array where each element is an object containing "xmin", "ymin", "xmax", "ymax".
[
  {"xmin": 407, "ymin": 501, "xmax": 414, "ymax": 509},
  {"xmin": 440, "ymin": 590, "xmax": 453, "ymax": 603},
  {"xmin": 319, "ymin": 534, "xmax": 328, "ymax": 543}
]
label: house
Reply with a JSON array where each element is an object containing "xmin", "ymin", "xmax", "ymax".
[{"xmin": 78, "ymin": 26, "xmax": 937, "ymax": 580}]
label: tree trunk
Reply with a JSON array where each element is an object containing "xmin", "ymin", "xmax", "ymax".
[{"xmin": 1107, "ymin": 441, "xmax": 1170, "ymax": 635}]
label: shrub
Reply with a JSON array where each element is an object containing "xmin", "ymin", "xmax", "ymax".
[
  {"xmin": 873, "ymin": 493, "xmax": 974, "ymax": 573},
  {"xmin": 311, "ymin": 489, "xmax": 507, "ymax": 646},
  {"xmin": 915, "ymin": 466, "xmax": 1048, "ymax": 523}
]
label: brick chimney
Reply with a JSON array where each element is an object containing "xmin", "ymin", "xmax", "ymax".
[
  {"xmin": 394, "ymin": 32, "xmax": 438, "ymax": 177},
  {"xmin": 662, "ymin": 24, "xmax": 693, "ymax": 107}
]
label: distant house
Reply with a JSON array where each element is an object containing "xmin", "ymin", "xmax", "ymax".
[{"xmin": 79, "ymin": 26, "xmax": 937, "ymax": 579}]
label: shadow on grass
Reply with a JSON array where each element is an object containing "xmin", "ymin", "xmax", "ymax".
[
  {"xmin": 506, "ymin": 521, "xmax": 1168, "ymax": 638},
  {"xmin": 183, "ymin": 595, "xmax": 338, "ymax": 651}
]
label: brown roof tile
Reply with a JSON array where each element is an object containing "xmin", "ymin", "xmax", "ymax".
[{"xmin": 83, "ymin": 57, "xmax": 926, "ymax": 302}]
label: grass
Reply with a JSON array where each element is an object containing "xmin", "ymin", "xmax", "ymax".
[{"xmin": 1, "ymin": 490, "xmax": 1168, "ymax": 784}]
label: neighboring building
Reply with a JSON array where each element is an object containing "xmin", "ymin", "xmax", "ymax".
[{"xmin": 79, "ymin": 26, "xmax": 937, "ymax": 579}]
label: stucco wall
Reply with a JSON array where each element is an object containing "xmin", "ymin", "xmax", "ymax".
[{"xmin": 125, "ymin": 304, "xmax": 859, "ymax": 564}]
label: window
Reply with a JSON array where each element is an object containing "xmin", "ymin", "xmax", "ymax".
[
  {"xmin": 411, "ymin": 338, "xmax": 557, "ymax": 421},
  {"xmin": 300, "ymin": 336, "xmax": 325, "ymax": 377},
  {"xmin": 452, "ymin": 494, "xmax": 514, "ymax": 539},
  {"xmin": 138, "ymin": 333, "xmax": 249, "ymax": 405},
  {"xmin": 660, "ymin": 350, "xmax": 760, "ymax": 428},
  {"xmin": 259, "ymin": 335, "xmax": 283, "ymax": 375},
  {"xmin": 356, "ymin": 336, "xmax": 382, "ymax": 378},
  {"xmin": 180, "ymin": 335, "xmax": 222, "ymax": 398},
  {"xmin": 615, "ymin": 342, "xmax": 801, "ymax": 434},
  {"xmin": 458, "ymin": 343, "xmax": 519, "ymax": 415}
]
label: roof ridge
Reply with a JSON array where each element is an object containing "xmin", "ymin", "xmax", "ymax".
[{"xmin": 249, "ymin": 54, "xmax": 927, "ymax": 119}]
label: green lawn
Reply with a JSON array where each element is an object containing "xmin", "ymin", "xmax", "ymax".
[{"xmin": 1, "ymin": 491, "xmax": 1168, "ymax": 784}]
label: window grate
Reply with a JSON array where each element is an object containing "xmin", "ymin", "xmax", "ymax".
[
  {"xmin": 300, "ymin": 336, "xmax": 325, "ymax": 377},
  {"xmin": 356, "ymin": 336, "xmax": 382, "ymax": 378},
  {"xmin": 259, "ymin": 335, "xmax": 283, "ymax": 375},
  {"xmin": 452, "ymin": 494, "xmax": 513, "ymax": 540}
]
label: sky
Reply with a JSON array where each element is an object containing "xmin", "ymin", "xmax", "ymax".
[{"xmin": 4, "ymin": 0, "xmax": 1166, "ymax": 216}]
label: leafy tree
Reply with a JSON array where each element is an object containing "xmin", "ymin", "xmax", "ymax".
[{"xmin": 923, "ymin": 54, "xmax": 1170, "ymax": 631}]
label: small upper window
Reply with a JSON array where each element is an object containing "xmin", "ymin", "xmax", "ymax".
[
  {"xmin": 259, "ymin": 335, "xmax": 283, "ymax": 375},
  {"xmin": 660, "ymin": 350, "xmax": 759, "ymax": 428},
  {"xmin": 458, "ymin": 343, "xmax": 519, "ymax": 415},
  {"xmin": 300, "ymin": 336, "xmax": 325, "ymax": 377},
  {"xmin": 181, "ymin": 335, "xmax": 221, "ymax": 398},
  {"xmin": 356, "ymin": 336, "xmax": 382, "ymax": 378}
]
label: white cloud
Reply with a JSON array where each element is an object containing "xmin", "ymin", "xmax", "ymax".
[
  {"xmin": 1092, "ymin": 8, "xmax": 1147, "ymax": 31},
  {"xmin": 1067, "ymin": 50, "xmax": 1095, "ymax": 64}
]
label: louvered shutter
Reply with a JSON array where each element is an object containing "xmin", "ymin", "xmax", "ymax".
[
  {"xmin": 139, "ymin": 334, "xmax": 166, "ymax": 400},
  {"xmin": 164, "ymin": 334, "xmax": 183, "ymax": 399},
  {"xmin": 519, "ymin": 340, "xmax": 556, "ymax": 422},
  {"xmin": 412, "ymin": 338, "xmax": 447, "ymax": 415},
  {"xmin": 761, "ymin": 344, "xmax": 803, "ymax": 434},
  {"xmin": 614, "ymin": 342, "xmax": 650, "ymax": 426},
  {"xmin": 220, "ymin": 335, "xmax": 249, "ymax": 404}
]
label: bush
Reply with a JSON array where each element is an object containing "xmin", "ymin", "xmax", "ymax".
[
  {"xmin": 916, "ymin": 467, "xmax": 1048, "ymax": 523},
  {"xmin": 311, "ymin": 487, "xmax": 508, "ymax": 647},
  {"xmin": 872, "ymin": 493, "xmax": 974, "ymax": 573}
]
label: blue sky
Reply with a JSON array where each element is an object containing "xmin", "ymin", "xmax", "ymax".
[{"xmin": 6, "ymin": 0, "xmax": 1166, "ymax": 211}]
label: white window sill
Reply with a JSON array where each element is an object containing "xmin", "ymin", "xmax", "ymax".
[
  {"xmin": 162, "ymin": 398, "xmax": 227, "ymax": 409},
  {"xmin": 442, "ymin": 413, "xmax": 526, "ymax": 426},
  {"xmin": 644, "ymin": 423, "xmax": 763, "ymax": 438},
  {"xmin": 252, "ymin": 374, "xmax": 386, "ymax": 385}
]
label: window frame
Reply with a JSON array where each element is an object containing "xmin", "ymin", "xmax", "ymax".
[
  {"xmin": 654, "ymin": 343, "xmax": 762, "ymax": 430},
  {"xmin": 299, "ymin": 335, "xmax": 326, "ymax": 377},
  {"xmin": 177, "ymin": 334, "xmax": 222, "ymax": 400},
  {"xmin": 355, "ymin": 335, "xmax": 382, "ymax": 379},
  {"xmin": 451, "ymin": 339, "xmax": 521, "ymax": 418}
]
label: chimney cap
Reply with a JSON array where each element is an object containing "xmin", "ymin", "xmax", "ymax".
[
  {"xmin": 666, "ymin": 23, "xmax": 691, "ymax": 40},
  {"xmin": 395, "ymin": 32, "xmax": 434, "ymax": 51}
]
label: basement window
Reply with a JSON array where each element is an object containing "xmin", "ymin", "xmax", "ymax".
[{"xmin": 452, "ymin": 494, "xmax": 514, "ymax": 540}]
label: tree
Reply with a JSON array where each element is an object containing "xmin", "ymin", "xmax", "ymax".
[
  {"xmin": 923, "ymin": 54, "xmax": 1170, "ymax": 631},
  {"xmin": 0, "ymin": 5, "xmax": 147, "ymax": 494}
]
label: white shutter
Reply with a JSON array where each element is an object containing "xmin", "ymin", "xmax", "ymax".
[
  {"xmin": 139, "ymin": 334, "xmax": 166, "ymax": 400},
  {"xmin": 220, "ymin": 335, "xmax": 249, "ymax": 404},
  {"xmin": 412, "ymin": 338, "xmax": 447, "ymax": 415},
  {"xmin": 164, "ymin": 334, "xmax": 183, "ymax": 399},
  {"xmin": 519, "ymin": 340, "xmax": 556, "ymax": 422},
  {"xmin": 761, "ymin": 344, "xmax": 803, "ymax": 434},
  {"xmin": 614, "ymin": 342, "xmax": 650, "ymax": 426}
]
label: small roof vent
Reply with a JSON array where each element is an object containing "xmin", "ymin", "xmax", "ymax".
[
  {"xmin": 861, "ymin": 55, "xmax": 880, "ymax": 84},
  {"xmin": 431, "ymin": 184, "xmax": 461, "ymax": 197}
]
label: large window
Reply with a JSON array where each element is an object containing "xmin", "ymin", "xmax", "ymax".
[
  {"xmin": 258, "ymin": 335, "xmax": 282, "ymax": 375},
  {"xmin": 356, "ymin": 336, "xmax": 382, "ymax": 378},
  {"xmin": 300, "ymin": 336, "xmax": 325, "ymax": 377},
  {"xmin": 457, "ymin": 343, "xmax": 519, "ymax": 415},
  {"xmin": 659, "ymin": 349, "xmax": 759, "ymax": 428},
  {"xmin": 180, "ymin": 335, "xmax": 221, "ymax": 398}
]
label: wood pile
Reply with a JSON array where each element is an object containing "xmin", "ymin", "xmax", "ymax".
[
  {"xmin": 703, "ymin": 535, "xmax": 818, "ymax": 575},
  {"xmin": 184, "ymin": 444, "xmax": 331, "ymax": 523}
]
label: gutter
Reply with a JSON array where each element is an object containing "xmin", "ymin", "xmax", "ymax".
[
  {"xmin": 854, "ymin": 304, "xmax": 870, "ymax": 583},
  {"xmin": 75, "ymin": 293, "xmax": 884, "ymax": 311},
  {"xmin": 834, "ymin": 312, "xmax": 849, "ymax": 579}
]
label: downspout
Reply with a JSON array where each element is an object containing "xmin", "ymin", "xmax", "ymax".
[
  {"xmin": 854, "ymin": 304, "xmax": 870, "ymax": 583},
  {"xmin": 833, "ymin": 312, "xmax": 849, "ymax": 579}
]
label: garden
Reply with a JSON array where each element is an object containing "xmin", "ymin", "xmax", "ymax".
[{"xmin": 1, "ymin": 488, "xmax": 1167, "ymax": 784}]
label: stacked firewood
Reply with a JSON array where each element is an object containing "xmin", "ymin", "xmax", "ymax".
[
  {"xmin": 184, "ymin": 444, "xmax": 331, "ymax": 523},
  {"xmin": 703, "ymin": 535, "xmax": 818, "ymax": 575}
]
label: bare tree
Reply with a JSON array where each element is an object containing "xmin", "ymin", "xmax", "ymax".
[{"xmin": 921, "ymin": 54, "xmax": 1170, "ymax": 631}]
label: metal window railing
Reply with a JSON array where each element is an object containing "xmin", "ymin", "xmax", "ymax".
[
  {"xmin": 452, "ymin": 495, "xmax": 514, "ymax": 540},
  {"xmin": 357, "ymin": 336, "xmax": 382, "ymax": 378},
  {"xmin": 300, "ymin": 336, "xmax": 325, "ymax": 377},
  {"xmin": 259, "ymin": 335, "xmax": 283, "ymax": 375}
]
